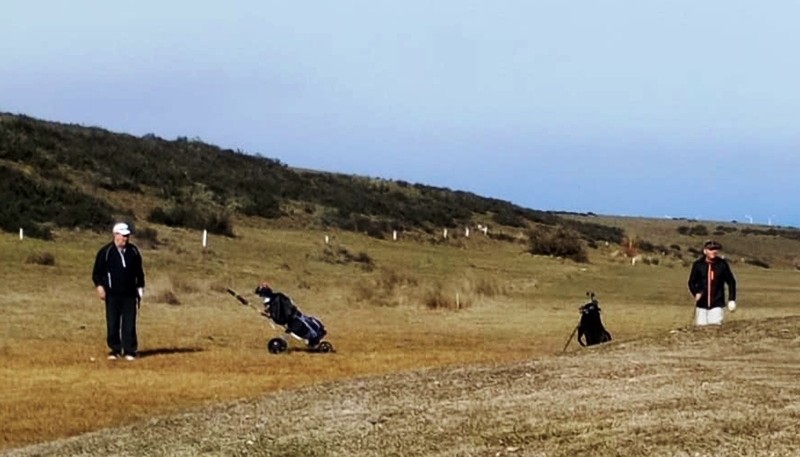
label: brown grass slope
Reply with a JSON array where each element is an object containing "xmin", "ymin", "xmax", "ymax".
[{"xmin": 5, "ymin": 316, "xmax": 799, "ymax": 457}]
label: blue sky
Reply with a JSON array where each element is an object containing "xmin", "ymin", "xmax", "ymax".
[{"xmin": 2, "ymin": 1, "xmax": 798, "ymax": 227}]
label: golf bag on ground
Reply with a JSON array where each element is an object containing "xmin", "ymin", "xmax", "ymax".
[
  {"xmin": 577, "ymin": 292, "xmax": 612, "ymax": 347},
  {"xmin": 254, "ymin": 285, "xmax": 333, "ymax": 354}
]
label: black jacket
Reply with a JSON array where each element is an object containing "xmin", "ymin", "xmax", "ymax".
[
  {"xmin": 688, "ymin": 256, "xmax": 736, "ymax": 309},
  {"xmin": 92, "ymin": 242, "xmax": 145, "ymax": 297}
]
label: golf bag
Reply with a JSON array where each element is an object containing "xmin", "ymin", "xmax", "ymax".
[
  {"xmin": 577, "ymin": 293, "xmax": 612, "ymax": 347},
  {"xmin": 254, "ymin": 285, "xmax": 331, "ymax": 353},
  {"xmin": 286, "ymin": 314, "xmax": 326, "ymax": 345}
]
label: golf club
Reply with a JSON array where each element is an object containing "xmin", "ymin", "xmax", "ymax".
[
  {"xmin": 562, "ymin": 325, "xmax": 578, "ymax": 352},
  {"xmin": 226, "ymin": 288, "xmax": 249, "ymax": 305}
]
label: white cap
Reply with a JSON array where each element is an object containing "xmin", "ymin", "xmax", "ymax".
[{"xmin": 112, "ymin": 222, "xmax": 131, "ymax": 235}]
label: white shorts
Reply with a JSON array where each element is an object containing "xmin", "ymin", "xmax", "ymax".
[{"xmin": 695, "ymin": 307, "xmax": 724, "ymax": 326}]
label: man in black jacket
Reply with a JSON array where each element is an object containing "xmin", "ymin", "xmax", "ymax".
[
  {"xmin": 688, "ymin": 240, "xmax": 736, "ymax": 326},
  {"xmin": 92, "ymin": 222, "xmax": 145, "ymax": 360}
]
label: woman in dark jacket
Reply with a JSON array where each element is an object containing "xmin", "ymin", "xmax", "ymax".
[{"xmin": 688, "ymin": 240, "xmax": 736, "ymax": 326}]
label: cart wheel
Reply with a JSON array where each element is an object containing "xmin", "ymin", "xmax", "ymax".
[
  {"xmin": 267, "ymin": 338, "xmax": 288, "ymax": 354},
  {"xmin": 316, "ymin": 341, "xmax": 334, "ymax": 353}
]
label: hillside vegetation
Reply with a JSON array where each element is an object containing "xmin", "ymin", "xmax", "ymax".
[
  {"xmin": 5, "ymin": 110, "xmax": 800, "ymax": 269},
  {"xmin": 4, "ymin": 111, "xmax": 800, "ymax": 268},
  {"xmin": 0, "ymin": 112, "xmax": 621, "ymax": 245}
]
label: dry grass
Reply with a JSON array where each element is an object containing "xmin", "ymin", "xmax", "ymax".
[
  {"xmin": 7, "ymin": 317, "xmax": 800, "ymax": 457},
  {"xmin": 423, "ymin": 285, "xmax": 471, "ymax": 310},
  {"xmin": 24, "ymin": 251, "xmax": 56, "ymax": 266},
  {"xmin": 1, "ymin": 218, "xmax": 799, "ymax": 455}
]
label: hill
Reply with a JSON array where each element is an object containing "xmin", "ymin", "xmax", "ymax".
[
  {"xmin": 4, "ymin": 110, "xmax": 800, "ymax": 268},
  {"xmin": 6, "ymin": 316, "xmax": 799, "ymax": 457},
  {"xmin": 0, "ymin": 111, "xmax": 621, "ymax": 245}
]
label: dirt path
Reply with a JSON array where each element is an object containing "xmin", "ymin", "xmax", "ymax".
[{"xmin": 6, "ymin": 316, "xmax": 800, "ymax": 457}]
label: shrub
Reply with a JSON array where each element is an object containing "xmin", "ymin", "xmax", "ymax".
[
  {"xmin": 320, "ymin": 212, "xmax": 392, "ymax": 239},
  {"xmin": 149, "ymin": 205, "xmax": 233, "ymax": 236},
  {"xmin": 642, "ymin": 256, "xmax": 660, "ymax": 266},
  {"xmin": 492, "ymin": 209, "xmax": 528, "ymax": 228},
  {"xmin": 744, "ymin": 258, "xmax": 771, "ymax": 269},
  {"xmin": 135, "ymin": 226, "xmax": 161, "ymax": 249},
  {"xmin": 739, "ymin": 228, "xmax": 800, "ymax": 243},
  {"xmin": 17, "ymin": 224, "xmax": 54, "ymax": 240},
  {"xmin": 424, "ymin": 287, "xmax": 470, "ymax": 310},
  {"xmin": 562, "ymin": 220, "xmax": 625, "ymax": 244},
  {"xmin": 378, "ymin": 268, "xmax": 418, "ymax": 290},
  {"xmin": 318, "ymin": 245, "xmax": 374, "ymax": 271},
  {"xmin": 148, "ymin": 183, "xmax": 235, "ymax": 236},
  {"xmin": 156, "ymin": 290, "xmax": 181, "ymax": 305},
  {"xmin": 528, "ymin": 227, "xmax": 588, "ymax": 263},
  {"xmin": 351, "ymin": 251, "xmax": 374, "ymax": 266},
  {"xmin": 487, "ymin": 231, "xmax": 524, "ymax": 244},
  {"xmin": 471, "ymin": 276, "xmax": 504, "ymax": 297},
  {"xmin": 96, "ymin": 176, "xmax": 142, "ymax": 193},
  {"xmin": 353, "ymin": 268, "xmax": 418, "ymax": 307},
  {"xmin": 638, "ymin": 240, "xmax": 656, "ymax": 253},
  {"xmin": 25, "ymin": 251, "xmax": 56, "ymax": 266},
  {"xmin": 653, "ymin": 244, "xmax": 670, "ymax": 254},
  {"xmin": 170, "ymin": 276, "xmax": 198, "ymax": 294},
  {"xmin": 0, "ymin": 164, "xmax": 114, "ymax": 239},
  {"xmin": 677, "ymin": 224, "xmax": 709, "ymax": 236}
]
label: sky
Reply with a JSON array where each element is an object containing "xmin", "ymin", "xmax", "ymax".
[{"xmin": 2, "ymin": 1, "xmax": 798, "ymax": 227}]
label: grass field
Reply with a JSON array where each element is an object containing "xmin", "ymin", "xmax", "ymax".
[
  {"xmin": 1, "ymin": 218, "xmax": 799, "ymax": 453},
  {"xmin": 9, "ymin": 316, "xmax": 800, "ymax": 457}
]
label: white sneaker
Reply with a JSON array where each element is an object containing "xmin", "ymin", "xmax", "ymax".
[
  {"xmin": 107, "ymin": 353, "xmax": 121, "ymax": 360},
  {"xmin": 124, "ymin": 355, "xmax": 136, "ymax": 361}
]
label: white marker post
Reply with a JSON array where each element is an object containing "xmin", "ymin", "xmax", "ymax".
[
  {"xmin": 202, "ymin": 229, "xmax": 208, "ymax": 249},
  {"xmin": 19, "ymin": 228, "xmax": 23, "ymax": 241},
  {"xmin": 325, "ymin": 235, "xmax": 329, "ymax": 244},
  {"xmin": 393, "ymin": 230, "xmax": 397, "ymax": 241},
  {"xmin": 443, "ymin": 228, "xmax": 448, "ymax": 239},
  {"xmin": 465, "ymin": 227, "xmax": 470, "ymax": 237}
]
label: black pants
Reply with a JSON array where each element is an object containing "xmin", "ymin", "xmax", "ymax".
[{"xmin": 106, "ymin": 295, "xmax": 138, "ymax": 355}]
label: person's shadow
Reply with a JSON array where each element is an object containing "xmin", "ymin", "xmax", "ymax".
[{"xmin": 136, "ymin": 347, "xmax": 204, "ymax": 358}]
